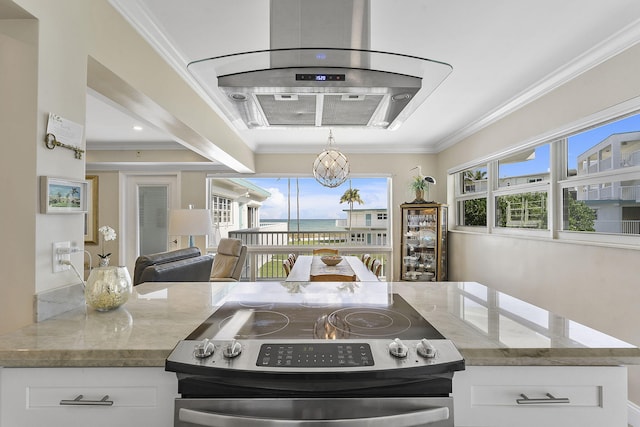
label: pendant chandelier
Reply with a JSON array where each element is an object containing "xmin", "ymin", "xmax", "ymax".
[{"xmin": 312, "ymin": 130, "xmax": 350, "ymax": 188}]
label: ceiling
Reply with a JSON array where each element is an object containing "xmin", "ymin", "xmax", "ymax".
[{"xmin": 86, "ymin": 0, "xmax": 640, "ymax": 163}]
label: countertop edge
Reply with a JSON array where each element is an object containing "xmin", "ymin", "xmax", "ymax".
[
  {"xmin": 0, "ymin": 349, "xmax": 170, "ymax": 368},
  {"xmin": 1, "ymin": 348, "xmax": 639, "ymax": 368}
]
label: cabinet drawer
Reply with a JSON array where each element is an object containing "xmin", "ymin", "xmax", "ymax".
[
  {"xmin": 1, "ymin": 367, "xmax": 177, "ymax": 427},
  {"xmin": 471, "ymin": 384, "xmax": 600, "ymax": 407},
  {"xmin": 453, "ymin": 366, "xmax": 627, "ymax": 427},
  {"xmin": 28, "ymin": 385, "xmax": 160, "ymax": 408}
]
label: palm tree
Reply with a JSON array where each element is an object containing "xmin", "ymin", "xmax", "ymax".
[
  {"xmin": 339, "ymin": 186, "xmax": 364, "ymax": 231},
  {"xmin": 463, "ymin": 169, "xmax": 487, "ymax": 192}
]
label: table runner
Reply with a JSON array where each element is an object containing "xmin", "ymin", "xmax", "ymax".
[{"xmin": 310, "ymin": 256, "xmax": 356, "ymax": 277}]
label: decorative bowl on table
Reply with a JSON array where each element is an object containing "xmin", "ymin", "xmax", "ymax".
[{"xmin": 321, "ymin": 255, "xmax": 343, "ymax": 266}]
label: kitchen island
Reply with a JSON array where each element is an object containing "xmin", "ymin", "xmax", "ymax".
[
  {"xmin": 0, "ymin": 281, "xmax": 638, "ymax": 426},
  {"xmin": 0, "ymin": 280, "xmax": 636, "ymax": 367}
]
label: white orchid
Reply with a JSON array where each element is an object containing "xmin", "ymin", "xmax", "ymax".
[{"xmin": 98, "ymin": 225, "xmax": 117, "ymax": 259}]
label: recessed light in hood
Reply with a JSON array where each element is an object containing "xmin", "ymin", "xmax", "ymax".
[{"xmin": 186, "ymin": 1, "xmax": 452, "ymax": 130}]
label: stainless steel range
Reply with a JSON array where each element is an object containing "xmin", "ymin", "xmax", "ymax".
[{"xmin": 166, "ymin": 287, "xmax": 464, "ymax": 427}]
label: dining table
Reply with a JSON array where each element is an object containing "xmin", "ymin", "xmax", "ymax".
[{"xmin": 285, "ymin": 255, "xmax": 380, "ymax": 282}]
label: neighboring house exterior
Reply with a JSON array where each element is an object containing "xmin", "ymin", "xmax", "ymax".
[
  {"xmin": 336, "ymin": 208, "xmax": 389, "ymax": 245},
  {"xmin": 208, "ymin": 178, "xmax": 271, "ymax": 241},
  {"xmin": 576, "ymin": 131, "xmax": 640, "ymax": 234}
]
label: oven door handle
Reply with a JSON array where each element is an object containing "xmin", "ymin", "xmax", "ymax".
[{"xmin": 179, "ymin": 406, "xmax": 449, "ymax": 426}]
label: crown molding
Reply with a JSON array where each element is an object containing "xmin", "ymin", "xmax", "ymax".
[{"xmin": 435, "ymin": 17, "xmax": 640, "ymax": 153}]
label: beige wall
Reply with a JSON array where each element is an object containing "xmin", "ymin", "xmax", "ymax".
[
  {"xmin": 0, "ymin": 0, "xmax": 256, "ymax": 333},
  {"xmin": 440, "ymin": 43, "xmax": 640, "ymax": 402},
  {"xmin": 0, "ymin": 17, "xmax": 38, "ymax": 333}
]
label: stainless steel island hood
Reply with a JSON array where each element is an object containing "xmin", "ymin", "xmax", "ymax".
[{"xmin": 187, "ymin": 0, "xmax": 452, "ymax": 130}]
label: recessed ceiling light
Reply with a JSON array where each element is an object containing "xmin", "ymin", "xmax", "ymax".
[
  {"xmin": 229, "ymin": 93, "xmax": 248, "ymax": 102},
  {"xmin": 133, "ymin": 125, "xmax": 143, "ymax": 131}
]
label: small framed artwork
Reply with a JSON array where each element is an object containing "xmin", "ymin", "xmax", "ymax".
[
  {"xmin": 84, "ymin": 175, "xmax": 99, "ymax": 243},
  {"xmin": 40, "ymin": 176, "xmax": 88, "ymax": 214}
]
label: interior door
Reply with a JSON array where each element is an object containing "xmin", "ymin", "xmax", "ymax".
[{"xmin": 122, "ymin": 174, "xmax": 179, "ymax": 275}]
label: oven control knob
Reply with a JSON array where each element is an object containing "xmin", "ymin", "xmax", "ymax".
[
  {"xmin": 388, "ymin": 338, "xmax": 408, "ymax": 358},
  {"xmin": 417, "ymin": 338, "xmax": 437, "ymax": 358},
  {"xmin": 194, "ymin": 338, "xmax": 215, "ymax": 359},
  {"xmin": 223, "ymin": 339, "xmax": 242, "ymax": 358}
]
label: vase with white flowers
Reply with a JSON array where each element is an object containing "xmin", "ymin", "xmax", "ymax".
[{"xmin": 97, "ymin": 225, "xmax": 117, "ymax": 267}]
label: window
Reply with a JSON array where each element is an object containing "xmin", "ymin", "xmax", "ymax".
[
  {"xmin": 450, "ymin": 105, "xmax": 640, "ymax": 244},
  {"xmin": 458, "ymin": 198, "xmax": 487, "ymax": 226},
  {"xmin": 498, "ymin": 144, "xmax": 550, "ymax": 188},
  {"xmin": 563, "ymin": 111, "xmax": 640, "ymax": 236},
  {"xmin": 496, "ymin": 191, "xmax": 548, "ymax": 229},
  {"xmin": 377, "ymin": 213, "xmax": 388, "ymax": 220},
  {"xmin": 456, "ymin": 166, "xmax": 488, "ymax": 227},
  {"xmin": 567, "ymin": 113, "xmax": 640, "ymax": 175},
  {"xmin": 211, "ymin": 195, "xmax": 232, "ymax": 224},
  {"xmin": 461, "ymin": 166, "xmax": 487, "ymax": 194}
]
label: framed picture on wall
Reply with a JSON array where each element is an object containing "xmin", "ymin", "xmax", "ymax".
[
  {"xmin": 84, "ymin": 175, "xmax": 99, "ymax": 243},
  {"xmin": 40, "ymin": 176, "xmax": 88, "ymax": 214}
]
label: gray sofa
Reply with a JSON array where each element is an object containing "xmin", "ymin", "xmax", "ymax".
[{"xmin": 133, "ymin": 247, "xmax": 214, "ymax": 286}]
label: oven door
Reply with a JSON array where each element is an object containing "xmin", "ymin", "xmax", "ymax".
[{"xmin": 175, "ymin": 397, "xmax": 454, "ymax": 427}]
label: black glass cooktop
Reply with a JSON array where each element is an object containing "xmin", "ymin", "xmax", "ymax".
[{"xmin": 187, "ymin": 294, "xmax": 444, "ymax": 341}]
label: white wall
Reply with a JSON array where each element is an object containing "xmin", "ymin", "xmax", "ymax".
[{"xmin": 440, "ymin": 42, "xmax": 640, "ymax": 402}]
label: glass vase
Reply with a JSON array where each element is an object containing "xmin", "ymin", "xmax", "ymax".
[{"xmin": 85, "ymin": 266, "xmax": 132, "ymax": 312}]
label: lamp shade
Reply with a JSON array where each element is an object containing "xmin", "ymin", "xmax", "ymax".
[{"xmin": 169, "ymin": 208, "xmax": 212, "ymax": 242}]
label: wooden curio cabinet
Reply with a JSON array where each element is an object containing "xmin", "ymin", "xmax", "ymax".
[{"xmin": 400, "ymin": 203, "xmax": 448, "ymax": 281}]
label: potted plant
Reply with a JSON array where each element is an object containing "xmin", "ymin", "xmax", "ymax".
[
  {"xmin": 409, "ymin": 175, "xmax": 428, "ymax": 203},
  {"xmin": 409, "ymin": 175, "xmax": 436, "ymax": 203}
]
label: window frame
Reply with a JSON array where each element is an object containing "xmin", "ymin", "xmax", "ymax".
[
  {"xmin": 211, "ymin": 194, "xmax": 233, "ymax": 225},
  {"xmin": 449, "ymin": 95, "xmax": 640, "ymax": 248}
]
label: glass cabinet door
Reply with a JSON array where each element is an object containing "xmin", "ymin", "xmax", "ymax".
[{"xmin": 400, "ymin": 203, "xmax": 447, "ymax": 281}]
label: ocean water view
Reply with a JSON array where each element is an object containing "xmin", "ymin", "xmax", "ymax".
[{"xmin": 262, "ymin": 219, "xmax": 342, "ymax": 232}]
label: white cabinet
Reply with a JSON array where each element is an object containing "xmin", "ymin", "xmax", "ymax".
[
  {"xmin": 453, "ymin": 365, "xmax": 627, "ymax": 427},
  {"xmin": 0, "ymin": 367, "xmax": 177, "ymax": 427}
]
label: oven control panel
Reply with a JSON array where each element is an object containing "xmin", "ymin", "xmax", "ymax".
[
  {"xmin": 257, "ymin": 343, "xmax": 374, "ymax": 368},
  {"xmin": 166, "ymin": 338, "xmax": 465, "ymax": 375}
]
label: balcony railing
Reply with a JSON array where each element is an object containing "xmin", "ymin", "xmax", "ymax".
[
  {"xmin": 620, "ymin": 185, "xmax": 640, "ymax": 201},
  {"xmin": 227, "ymin": 229, "xmax": 392, "ymax": 281},
  {"xmin": 582, "ymin": 185, "xmax": 640, "ymax": 201},
  {"xmin": 593, "ymin": 220, "xmax": 640, "ymax": 235},
  {"xmin": 621, "ymin": 150, "xmax": 640, "ymax": 167}
]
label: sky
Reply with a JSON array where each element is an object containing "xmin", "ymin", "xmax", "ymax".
[{"xmin": 246, "ymin": 177, "xmax": 388, "ymax": 220}]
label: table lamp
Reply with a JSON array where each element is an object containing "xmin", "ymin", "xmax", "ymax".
[{"xmin": 168, "ymin": 205, "xmax": 212, "ymax": 248}]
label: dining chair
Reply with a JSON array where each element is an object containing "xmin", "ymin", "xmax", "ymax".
[
  {"xmin": 312, "ymin": 248, "xmax": 339, "ymax": 255},
  {"xmin": 288, "ymin": 253, "xmax": 297, "ymax": 265},
  {"xmin": 370, "ymin": 259, "xmax": 382, "ymax": 277},
  {"xmin": 310, "ymin": 273, "xmax": 356, "ymax": 282},
  {"xmin": 361, "ymin": 254, "xmax": 371, "ymax": 268},
  {"xmin": 283, "ymin": 258, "xmax": 292, "ymax": 276}
]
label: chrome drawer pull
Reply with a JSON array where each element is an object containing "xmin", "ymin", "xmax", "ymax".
[
  {"xmin": 60, "ymin": 394, "xmax": 114, "ymax": 406},
  {"xmin": 516, "ymin": 393, "xmax": 570, "ymax": 405}
]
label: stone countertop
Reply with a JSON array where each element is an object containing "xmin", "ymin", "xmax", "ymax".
[{"xmin": 0, "ymin": 281, "xmax": 638, "ymax": 368}]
